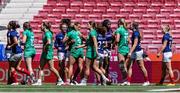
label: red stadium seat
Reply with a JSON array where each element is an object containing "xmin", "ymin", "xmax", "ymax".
[
  {"xmin": 66, "ymin": 8, "xmax": 79, "ymax": 14},
  {"xmin": 88, "ymin": 14, "xmax": 101, "ymax": 20},
  {"xmin": 93, "ymin": 9, "xmax": 106, "ymax": 14},
  {"xmin": 120, "ymin": 8, "xmax": 133, "ymax": 14},
  {"xmin": 147, "ymin": 45, "xmax": 160, "ymax": 53},
  {"xmin": 80, "ymin": 9, "xmax": 93, "ymax": 14},
  {"xmin": 160, "ymin": 9, "xmax": 173, "ymax": 14},
  {"xmin": 151, "ymin": 2, "xmax": 163, "ymax": 9},
  {"xmin": 123, "ymin": 2, "xmax": 136, "ymax": 8},
  {"xmin": 129, "ymin": 14, "xmax": 141, "ymax": 20},
  {"xmin": 115, "ymin": 14, "xmax": 129, "ymax": 19},
  {"xmin": 137, "ymin": 2, "xmax": 150, "ymax": 9},
  {"xmin": 164, "ymin": 3, "xmax": 177, "ymax": 9},
  {"xmin": 56, "ymin": 2, "xmax": 70, "ymax": 8},
  {"xmin": 156, "ymin": 14, "xmax": 169, "ymax": 20},
  {"xmin": 61, "ymin": 14, "xmax": 75, "ymax": 19},
  {"xmin": 75, "ymin": 14, "xmax": 88, "ymax": 20},
  {"xmin": 52, "ymin": 8, "xmax": 66, "ymax": 14},
  {"xmin": 169, "ymin": 14, "xmax": 180, "ymax": 19},
  {"xmin": 96, "ymin": 2, "xmax": 109, "ymax": 9},
  {"xmin": 147, "ymin": 20, "xmax": 160, "ymax": 25},
  {"xmin": 174, "ymin": 8, "xmax": 180, "ymax": 13},
  {"xmin": 160, "ymin": 19, "xmax": 174, "ymax": 25},
  {"xmin": 133, "ymin": 9, "xmax": 146, "ymax": 14},
  {"xmin": 147, "ymin": 9, "xmax": 160, "ymax": 14},
  {"xmin": 174, "ymin": 20, "xmax": 180, "ymax": 25},
  {"xmin": 83, "ymin": 2, "xmax": 96, "ymax": 9},
  {"xmin": 107, "ymin": 8, "xmax": 119, "ymax": 14},
  {"xmin": 147, "ymin": 24, "xmax": 160, "ymax": 30},
  {"xmin": 43, "ymin": 4, "xmax": 56, "ymax": 9},
  {"xmin": 102, "ymin": 14, "xmax": 115, "ymax": 19},
  {"xmin": 142, "ymin": 14, "xmax": 155, "ymax": 20},
  {"xmin": 70, "ymin": 1, "xmax": 83, "ymax": 8},
  {"xmin": 109, "ymin": 2, "xmax": 123, "ymax": 9}
]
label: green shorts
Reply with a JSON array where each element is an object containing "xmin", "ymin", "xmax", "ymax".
[
  {"xmin": 118, "ymin": 46, "xmax": 129, "ymax": 56},
  {"xmin": 70, "ymin": 48, "xmax": 84, "ymax": 59},
  {"xmin": 24, "ymin": 48, "xmax": 36, "ymax": 58},
  {"xmin": 41, "ymin": 50, "xmax": 53, "ymax": 60},
  {"xmin": 86, "ymin": 50, "xmax": 97, "ymax": 59}
]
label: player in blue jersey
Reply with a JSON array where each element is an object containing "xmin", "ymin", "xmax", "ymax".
[
  {"xmin": 102, "ymin": 19, "xmax": 113, "ymax": 78},
  {"xmin": 157, "ymin": 25, "xmax": 175, "ymax": 86},
  {"xmin": 96, "ymin": 25, "xmax": 107, "ymax": 85},
  {"xmin": 7, "ymin": 21, "xmax": 32, "ymax": 85},
  {"xmin": 54, "ymin": 23, "xmax": 68, "ymax": 83},
  {"xmin": 127, "ymin": 21, "xmax": 150, "ymax": 86}
]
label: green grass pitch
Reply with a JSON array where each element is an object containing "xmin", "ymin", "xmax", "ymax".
[{"xmin": 0, "ymin": 84, "xmax": 179, "ymax": 92}]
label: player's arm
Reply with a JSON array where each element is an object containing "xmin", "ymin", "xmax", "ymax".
[
  {"xmin": 115, "ymin": 33, "xmax": 120, "ymax": 43},
  {"xmin": 54, "ymin": 35, "xmax": 59, "ymax": 49},
  {"xmin": 92, "ymin": 36, "xmax": 98, "ymax": 54},
  {"xmin": 128, "ymin": 38, "xmax": 138, "ymax": 57},
  {"xmin": 8, "ymin": 37, "xmax": 18, "ymax": 49},
  {"xmin": 79, "ymin": 32, "xmax": 86, "ymax": 41},
  {"xmin": 62, "ymin": 35, "xmax": 69, "ymax": 43},
  {"xmin": 157, "ymin": 40, "xmax": 167, "ymax": 57},
  {"xmin": 75, "ymin": 44, "xmax": 86, "ymax": 49}
]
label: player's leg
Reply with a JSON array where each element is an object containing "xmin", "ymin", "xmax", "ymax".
[
  {"xmin": 166, "ymin": 62, "xmax": 175, "ymax": 85},
  {"xmin": 92, "ymin": 59, "xmax": 110, "ymax": 83},
  {"xmin": 58, "ymin": 52, "xmax": 66, "ymax": 81},
  {"xmin": 80, "ymin": 58, "xmax": 91, "ymax": 85},
  {"xmin": 137, "ymin": 60, "xmax": 150, "ymax": 86},
  {"xmin": 32, "ymin": 58, "xmax": 46, "ymax": 85},
  {"xmin": 118, "ymin": 53, "xmax": 127, "ymax": 83},
  {"xmin": 67, "ymin": 55, "xmax": 76, "ymax": 84},
  {"xmin": 48, "ymin": 59, "xmax": 64, "ymax": 85},
  {"xmin": 158, "ymin": 62, "xmax": 167, "ymax": 85},
  {"xmin": 126, "ymin": 59, "xmax": 133, "ymax": 85}
]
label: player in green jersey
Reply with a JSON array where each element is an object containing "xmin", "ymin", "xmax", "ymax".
[
  {"xmin": 33, "ymin": 22, "xmax": 63, "ymax": 86},
  {"xmin": 115, "ymin": 19, "xmax": 130, "ymax": 85},
  {"xmin": 21, "ymin": 22, "xmax": 36, "ymax": 84}
]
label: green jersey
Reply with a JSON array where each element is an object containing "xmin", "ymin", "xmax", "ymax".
[
  {"xmin": 67, "ymin": 30, "xmax": 82, "ymax": 49},
  {"xmin": 86, "ymin": 29, "xmax": 97, "ymax": 59},
  {"xmin": 23, "ymin": 29, "xmax": 36, "ymax": 57},
  {"xmin": 115, "ymin": 26, "xmax": 129, "ymax": 55},
  {"xmin": 41, "ymin": 30, "xmax": 53, "ymax": 60},
  {"xmin": 23, "ymin": 29, "xmax": 35, "ymax": 49},
  {"xmin": 86, "ymin": 29, "xmax": 97, "ymax": 52}
]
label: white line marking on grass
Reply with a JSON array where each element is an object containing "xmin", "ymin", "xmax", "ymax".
[{"xmin": 148, "ymin": 88, "xmax": 180, "ymax": 92}]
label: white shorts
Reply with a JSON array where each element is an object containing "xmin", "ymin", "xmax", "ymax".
[
  {"xmin": 163, "ymin": 52, "xmax": 172, "ymax": 62},
  {"xmin": 57, "ymin": 52, "xmax": 69, "ymax": 61},
  {"xmin": 9, "ymin": 53, "xmax": 22, "ymax": 62},
  {"xmin": 5, "ymin": 49, "xmax": 12, "ymax": 59},
  {"xmin": 131, "ymin": 50, "xmax": 143, "ymax": 61},
  {"xmin": 104, "ymin": 49, "xmax": 111, "ymax": 58}
]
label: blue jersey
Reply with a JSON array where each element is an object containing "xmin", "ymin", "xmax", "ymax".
[
  {"xmin": 54, "ymin": 32, "xmax": 66, "ymax": 52},
  {"xmin": 6, "ymin": 30, "xmax": 12, "ymax": 50},
  {"xmin": 131, "ymin": 30, "xmax": 141, "ymax": 52},
  {"xmin": 97, "ymin": 33, "xmax": 106, "ymax": 54},
  {"xmin": 162, "ymin": 33, "xmax": 172, "ymax": 53},
  {"xmin": 106, "ymin": 30, "xmax": 113, "ymax": 50},
  {"xmin": 9, "ymin": 30, "xmax": 22, "ymax": 54}
]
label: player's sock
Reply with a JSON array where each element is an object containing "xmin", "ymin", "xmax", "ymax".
[
  {"xmin": 11, "ymin": 70, "xmax": 18, "ymax": 83},
  {"xmin": 144, "ymin": 76, "xmax": 149, "ymax": 82},
  {"xmin": 170, "ymin": 76, "xmax": 175, "ymax": 84},
  {"xmin": 127, "ymin": 76, "xmax": 131, "ymax": 82},
  {"xmin": 101, "ymin": 74, "xmax": 109, "ymax": 81},
  {"xmin": 37, "ymin": 79, "xmax": 42, "ymax": 83},
  {"xmin": 66, "ymin": 79, "xmax": 70, "ymax": 83},
  {"xmin": 16, "ymin": 68, "xmax": 30, "ymax": 76}
]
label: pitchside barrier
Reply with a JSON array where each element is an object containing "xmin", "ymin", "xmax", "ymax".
[{"xmin": 0, "ymin": 60, "xmax": 179, "ymax": 84}]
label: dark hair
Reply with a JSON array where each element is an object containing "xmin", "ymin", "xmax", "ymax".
[
  {"xmin": 88, "ymin": 21, "xmax": 97, "ymax": 29},
  {"xmin": 23, "ymin": 22, "xmax": 32, "ymax": 31},
  {"xmin": 102, "ymin": 19, "xmax": 111, "ymax": 30},
  {"xmin": 132, "ymin": 21, "xmax": 139, "ymax": 30},
  {"xmin": 96, "ymin": 23, "xmax": 107, "ymax": 36},
  {"xmin": 42, "ymin": 22, "xmax": 53, "ymax": 34},
  {"xmin": 61, "ymin": 19, "xmax": 71, "ymax": 27},
  {"xmin": 59, "ymin": 23, "xmax": 67, "ymax": 31},
  {"xmin": 8, "ymin": 21, "xmax": 20, "ymax": 30}
]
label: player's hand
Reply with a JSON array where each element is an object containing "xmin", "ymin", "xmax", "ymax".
[
  {"xmin": 157, "ymin": 53, "xmax": 160, "ymax": 58},
  {"xmin": 58, "ymin": 47, "xmax": 62, "ymax": 50},
  {"xmin": 128, "ymin": 53, "xmax": 131, "ymax": 58},
  {"xmin": 7, "ymin": 46, "xmax": 11, "ymax": 49}
]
